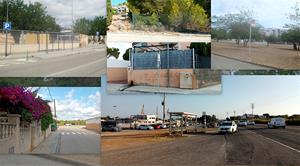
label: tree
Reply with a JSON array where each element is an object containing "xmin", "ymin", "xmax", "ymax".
[
  {"xmin": 265, "ymin": 35, "xmax": 279, "ymax": 46},
  {"xmin": 73, "ymin": 18, "xmax": 92, "ymax": 35},
  {"xmin": 107, "ymin": 0, "xmax": 113, "ymax": 27},
  {"xmin": 90, "ymin": 16, "xmax": 107, "ymax": 35},
  {"xmin": 73, "ymin": 16, "xmax": 106, "ymax": 35},
  {"xmin": 0, "ymin": 0, "xmax": 60, "ymax": 31},
  {"xmin": 212, "ymin": 28, "xmax": 227, "ymax": 41},
  {"xmin": 123, "ymin": 48, "xmax": 132, "ymax": 61},
  {"xmin": 107, "ymin": 47, "xmax": 120, "ymax": 59}
]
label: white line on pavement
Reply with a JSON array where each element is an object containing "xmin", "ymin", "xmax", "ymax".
[{"xmin": 249, "ymin": 130, "xmax": 300, "ymax": 153}]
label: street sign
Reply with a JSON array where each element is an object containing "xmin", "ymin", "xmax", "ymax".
[
  {"xmin": 3, "ymin": 22, "xmax": 12, "ymax": 30},
  {"xmin": 249, "ymin": 19, "xmax": 256, "ymax": 27}
]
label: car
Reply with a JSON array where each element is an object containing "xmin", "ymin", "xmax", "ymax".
[
  {"xmin": 160, "ymin": 124, "xmax": 167, "ymax": 129},
  {"xmin": 102, "ymin": 126, "xmax": 122, "ymax": 132},
  {"xmin": 268, "ymin": 118, "xmax": 286, "ymax": 129},
  {"xmin": 152, "ymin": 124, "xmax": 161, "ymax": 129},
  {"xmin": 51, "ymin": 124, "xmax": 58, "ymax": 131},
  {"xmin": 138, "ymin": 125, "xmax": 154, "ymax": 130},
  {"xmin": 238, "ymin": 120, "xmax": 248, "ymax": 126},
  {"xmin": 218, "ymin": 121, "xmax": 238, "ymax": 134},
  {"xmin": 248, "ymin": 121, "xmax": 255, "ymax": 125},
  {"xmin": 64, "ymin": 123, "xmax": 72, "ymax": 126}
]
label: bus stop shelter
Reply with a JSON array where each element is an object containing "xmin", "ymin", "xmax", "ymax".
[{"xmin": 168, "ymin": 112, "xmax": 198, "ymax": 136}]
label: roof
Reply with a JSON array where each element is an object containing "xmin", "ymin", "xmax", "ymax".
[{"xmin": 168, "ymin": 112, "xmax": 198, "ymax": 116}]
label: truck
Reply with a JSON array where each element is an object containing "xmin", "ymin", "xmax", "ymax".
[{"xmin": 267, "ymin": 118, "xmax": 286, "ymax": 129}]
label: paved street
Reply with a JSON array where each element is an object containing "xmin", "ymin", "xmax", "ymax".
[
  {"xmin": 101, "ymin": 125, "xmax": 300, "ymax": 166},
  {"xmin": 212, "ymin": 54, "xmax": 274, "ymax": 70},
  {"xmin": 0, "ymin": 45, "xmax": 106, "ymax": 77}
]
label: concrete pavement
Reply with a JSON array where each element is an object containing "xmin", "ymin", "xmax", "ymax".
[
  {"xmin": 101, "ymin": 125, "xmax": 300, "ymax": 166},
  {"xmin": 107, "ymin": 83, "xmax": 222, "ymax": 95},
  {"xmin": 0, "ymin": 45, "xmax": 106, "ymax": 77}
]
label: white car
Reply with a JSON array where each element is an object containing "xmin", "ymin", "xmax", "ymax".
[
  {"xmin": 248, "ymin": 121, "xmax": 255, "ymax": 125},
  {"xmin": 138, "ymin": 125, "xmax": 154, "ymax": 130},
  {"xmin": 64, "ymin": 123, "xmax": 72, "ymax": 126},
  {"xmin": 218, "ymin": 121, "xmax": 238, "ymax": 133},
  {"xmin": 268, "ymin": 118, "xmax": 286, "ymax": 129},
  {"xmin": 238, "ymin": 120, "xmax": 248, "ymax": 126}
]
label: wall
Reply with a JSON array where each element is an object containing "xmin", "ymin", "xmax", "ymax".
[
  {"xmin": 128, "ymin": 69, "xmax": 198, "ymax": 89},
  {"xmin": 107, "ymin": 67, "xmax": 128, "ymax": 83},
  {"xmin": 86, "ymin": 117, "xmax": 100, "ymax": 132}
]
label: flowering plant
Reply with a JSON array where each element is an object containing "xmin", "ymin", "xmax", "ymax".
[{"xmin": 0, "ymin": 87, "xmax": 51, "ymax": 122}]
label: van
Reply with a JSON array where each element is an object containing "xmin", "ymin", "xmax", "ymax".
[{"xmin": 267, "ymin": 118, "xmax": 286, "ymax": 129}]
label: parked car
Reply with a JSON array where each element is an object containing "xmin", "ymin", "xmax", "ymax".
[
  {"xmin": 238, "ymin": 120, "xmax": 248, "ymax": 127},
  {"xmin": 268, "ymin": 118, "xmax": 286, "ymax": 129},
  {"xmin": 138, "ymin": 125, "xmax": 154, "ymax": 130},
  {"xmin": 64, "ymin": 123, "xmax": 72, "ymax": 126},
  {"xmin": 248, "ymin": 121, "xmax": 255, "ymax": 125},
  {"xmin": 51, "ymin": 124, "xmax": 58, "ymax": 131},
  {"xmin": 152, "ymin": 124, "xmax": 161, "ymax": 129},
  {"xmin": 101, "ymin": 121, "xmax": 122, "ymax": 132},
  {"xmin": 218, "ymin": 121, "xmax": 238, "ymax": 134},
  {"xmin": 160, "ymin": 124, "xmax": 167, "ymax": 129}
]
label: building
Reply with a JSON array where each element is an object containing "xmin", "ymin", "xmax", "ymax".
[
  {"xmin": 112, "ymin": 5, "xmax": 128, "ymax": 14},
  {"xmin": 131, "ymin": 114, "xmax": 157, "ymax": 126},
  {"xmin": 85, "ymin": 117, "xmax": 101, "ymax": 132},
  {"xmin": 264, "ymin": 28, "xmax": 287, "ymax": 37}
]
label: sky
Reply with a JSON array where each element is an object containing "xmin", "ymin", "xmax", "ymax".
[
  {"xmin": 112, "ymin": 0, "xmax": 126, "ymax": 6},
  {"xmin": 107, "ymin": 42, "xmax": 132, "ymax": 60},
  {"xmin": 212, "ymin": 0, "xmax": 300, "ymax": 28},
  {"xmin": 101, "ymin": 75, "xmax": 300, "ymax": 119},
  {"xmin": 37, "ymin": 87, "xmax": 101, "ymax": 120},
  {"xmin": 23, "ymin": 0, "xmax": 106, "ymax": 28}
]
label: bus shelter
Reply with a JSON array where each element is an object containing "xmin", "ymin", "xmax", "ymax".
[{"xmin": 168, "ymin": 112, "xmax": 198, "ymax": 136}]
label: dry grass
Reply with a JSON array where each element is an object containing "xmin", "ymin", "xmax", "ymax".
[{"xmin": 212, "ymin": 41, "xmax": 300, "ymax": 69}]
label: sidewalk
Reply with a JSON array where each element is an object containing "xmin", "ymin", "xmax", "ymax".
[
  {"xmin": 0, "ymin": 44, "xmax": 105, "ymax": 61},
  {"xmin": 107, "ymin": 83, "xmax": 222, "ymax": 95},
  {"xmin": 32, "ymin": 132, "xmax": 60, "ymax": 154}
]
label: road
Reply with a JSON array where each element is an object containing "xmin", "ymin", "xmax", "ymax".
[
  {"xmin": 212, "ymin": 54, "xmax": 273, "ymax": 70},
  {"xmin": 101, "ymin": 125, "xmax": 300, "ymax": 166},
  {"xmin": 57, "ymin": 126, "xmax": 100, "ymax": 154},
  {"xmin": 0, "ymin": 46, "xmax": 106, "ymax": 77}
]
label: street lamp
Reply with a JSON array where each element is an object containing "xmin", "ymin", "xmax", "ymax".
[
  {"xmin": 71, "ymin": 0, "xmax": 74, "ymax": 52},
  {"xmin": 5, "ymin": 0, "xmax": 9, "ymax": 57}
]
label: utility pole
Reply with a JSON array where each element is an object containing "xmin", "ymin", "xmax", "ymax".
[
  {"xmin": 162, "ymin": 93, "xmax": 166, "ymax": 124},
  {"xmin": 5, "ymin": 0, "xmax": 9, "ymax": 57},
  {"xmin": 157, "ymin": 51, "xmax": 161, "ymax": 91},
  {"xmin": 251, "ymin": 103, "xmax": 254, "ymax": 115},
  {"xmin": 71, "ymin": 0, "xmax": 74, "ymax": 52},
  {"xmin": 53, "ymin": 99, "xmax": 57, "ymax": 118}
]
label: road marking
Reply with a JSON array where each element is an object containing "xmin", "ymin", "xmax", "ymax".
[
  {"xmin": 249, "ymin": 130, "xmax": 300, "ymax": 153},
  {"xmin": 46, "ymin": 58, "xmax": 104, "ymax": 77}
]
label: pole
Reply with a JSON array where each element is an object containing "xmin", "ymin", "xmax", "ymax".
[
  {"xmin": 5, "ymin": 0, "xmax": 9, "ymax": 57},
  {"xmin": 162, "ymin": 93, "xmax": 166, "ymax": 125},
  {"xmin": 54, "ymin": 99, "xmax": 57, "ymax": 118},
  {"xmin": 167, "ymin": 43, "xmax": 170, "ymax": 88},
  {"xmin": 71, "ymin": 0, "xmax": 74, "ymax": 52},
  {"xmin": 249, "ymin": 24, "xmax": 252, "ymax": 60}
]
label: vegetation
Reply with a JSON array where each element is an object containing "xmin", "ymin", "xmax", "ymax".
[
  {"xmin": 73, "ymin": 16, "xmax": 107, "ymax": 35},
  {"xmin": 108, "ymin": 0, "xmax": 210, "ymax": 32},
  {"xmin": 0, "ymin": 0, "xmax": 60, "ymax": 31},
  {"xmin": 190, "ymin": 43, "xmax": 211, "ymax": 57},
  {"xmin": 41, "ymin": 112, "xmax": 53, "ymax": 131},
  {"xmin": 57, "ymin": 120, "xmax": 86, "ymax": 126},
  {"xmin": 107, "ymin": 47, "xmax": 120, "ymax": 59},
  {"xmin": 123, "ymin": 48, "xmax": 132, "ymax": 61}
]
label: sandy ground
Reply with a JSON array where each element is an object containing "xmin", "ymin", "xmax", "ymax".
[
  {"xmin": 212, "ymin": 41, "xmax": 300, "ymax": 69},
  {"xmin": 101, "ymin": 129, "xmax": 177, "ymax": 152}
]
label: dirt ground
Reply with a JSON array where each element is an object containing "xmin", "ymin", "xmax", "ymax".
[
  {"xmin": 212, "ymin": 41, "xmax": 300, "ymax": 69},
  {"xmin": 101, "ymin": 129, "xmax": 179, "ymax": 152}
]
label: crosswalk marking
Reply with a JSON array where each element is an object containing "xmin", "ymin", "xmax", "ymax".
[{"xmin": 60, "ymin": 131, "xmax": 99, "ymax": 136}]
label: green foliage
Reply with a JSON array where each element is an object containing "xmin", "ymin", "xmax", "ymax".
[
  {"xmin": 41, "ymin": 112, "xmax": 53, "ymax": 131},
  {"xmin": 190, "ymin": 43, "xmax": 210, "ymax": 56},
  {"xmin": 21, "ymin": 109, "xmax": 33, "ymax": 123},
  {"xmin": 281, "ymin": 27, "xmax": 300, "ymax": 50},
  {"xmin": 212, "ymin": 28, "xmax": 227, "ymax": 40},
  {"xmin": 123, "ymin": 48, "xmax": 131, "ymax": 61},
  {"xmin": 107, "ymin": 47, "xmax": 120, "ymax": 59},
  {"xmin": 73, "ymin": 16, "xmax": 106, "ymax": 35},
  {"xmin": 57, "ymin": 120, "xmax": 86, "ymax": 126},
  {"xmin": 0, "ymin": 0, "xmax": 60, "ymax": 31},
  {"xmin": 107, "ymin": 0, "xmax": 113, "ymax": 27},
  {"xmin": 265, "ymin": 35, "xmax": 279, "ymax": 46}
]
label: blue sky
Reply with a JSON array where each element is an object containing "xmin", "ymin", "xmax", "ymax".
[
  {"xmin": 112, "ymin": 0, "xmax": 126, "ymax": 6},
  {"xmin": 37, "ymin": 87, "xmax": 100, "ymax": 120},
  {"xmin": 101, "ymin": 75, "xmax": 300, "ymax": 119},
  {"xmin": 212, "ymin": 0, "xmax": 300, "ymax": 28}
]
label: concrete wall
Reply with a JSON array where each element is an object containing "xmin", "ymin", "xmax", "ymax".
[
  {"xmin": 107, "ymin": 67, "xmax": 128, "ymax": 83},
  {"xmin": 128, "ymin": 69, "xmax": 199, "ymax": 89},
  {"xmin": 86, "ymin": 117, "xmax": 100, "ymax": 132}
]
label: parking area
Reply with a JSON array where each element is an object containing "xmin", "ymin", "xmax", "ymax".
[{"xmin": 101, "ymin": 125, "xmax": 300, "ymax": 166}]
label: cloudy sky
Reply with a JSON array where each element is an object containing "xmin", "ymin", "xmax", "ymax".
[
  {"xmin": 212, "ymin": 0, "xmax": 300, "ymax": 28},
  {"xmin": 102, "ymin": 75, "xmax": 300, "ymax": 119},
  {"xmin": 38, "ymin": 87, "xmax": 100, "ymax": 120},
  {"xmin": 24, "ymin": 0, "xmax": 106, "ymax": 28}
]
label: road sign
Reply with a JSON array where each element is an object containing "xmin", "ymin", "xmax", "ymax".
[{"xmin": 3, "ymin": 22, "xmax": 12, "ymax": 30}]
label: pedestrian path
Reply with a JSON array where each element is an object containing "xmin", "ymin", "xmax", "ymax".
[{"xmin": 60, "ymin": 131, "xmax": 99, "ymax": 135}]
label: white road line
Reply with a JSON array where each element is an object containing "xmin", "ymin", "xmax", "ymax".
[
  {"xmin": 249, "ymin": 130, "xmax": 300, "ymax": 153},
  {"xmin": 61, "ymin": 132, "xmax": 65, "ymax": 135},
  {"xmin": 72, "ymin": 132, "xmax": 76, "ymax": 134},
  {"xmin": 66, "ymin": 132, "xmax": 70, "ymax": 135}
]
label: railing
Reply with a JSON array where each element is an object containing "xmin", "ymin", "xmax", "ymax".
[{"xmin": 0, "ymin": 123, "xmax": 16, "ymax": 139}]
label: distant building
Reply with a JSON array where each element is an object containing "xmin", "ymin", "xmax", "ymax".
[
  {"xmin": 131, "ymin": 114, "xmax": 157, "ymax": 125},
  {"xmin": 112, "ymin": 5, "xmax": 128, "ymax": 14},
  {"xmin": 264, "ymin": 28, "xmax": 287, "ymax": 37}
]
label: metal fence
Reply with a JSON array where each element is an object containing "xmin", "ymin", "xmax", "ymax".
[
  {"xmin": 132, "ymin": 50, "xmax": 194, "ymax": 70},
  {"xmin": 0, "ymin": 29, "xmax": 81, "ymax": 55}
]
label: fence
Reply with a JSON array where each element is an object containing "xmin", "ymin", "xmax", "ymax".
[
  {"xmin": 0, "ymin": 123, "xmax": 16, "ymax": 139},
  {"xmin": 132, "ymin": 50, "xmax": 194, "ymax": 70},
  {"xmin": 0, "ymin": 29, "xmax": 85, "ymax": 55}
]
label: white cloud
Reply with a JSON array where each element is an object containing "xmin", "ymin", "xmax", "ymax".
[
  {"xmin": 23, "ymin": 0, "xmax": 106, "ymax": 28},
  {"xmin": 65, "ymin": 89, "xmax": 75, "ymax": 98}
]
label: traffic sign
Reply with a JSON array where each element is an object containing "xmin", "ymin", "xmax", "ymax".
[{"xmin": 3, "ymin": 22, "xmax": 12, "ymax": 30}]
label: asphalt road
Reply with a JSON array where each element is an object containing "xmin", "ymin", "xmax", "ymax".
[
  {"xmin": 0, "ymin": 47, "xmax": 106, "ymax": 77},
  {"xmin": 101, "ymin": 125, "xmax": 300, "ymax": 166},
  {"xmin": 58, "ymin": 126, "xmax": 100, "ymax": 154},
  {"xmin": 212, "ymin": 54, "xmax": 273, "ymax": 70}
]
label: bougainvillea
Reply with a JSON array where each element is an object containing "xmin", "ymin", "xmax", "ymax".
[{"xmin": 0, "ymin": 87, "xmax": 51, "ymax": 121}]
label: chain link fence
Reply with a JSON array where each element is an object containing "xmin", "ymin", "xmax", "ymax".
[{"xmin": 0, "ymin": 29, "xmax": 88, "ymax": 55}]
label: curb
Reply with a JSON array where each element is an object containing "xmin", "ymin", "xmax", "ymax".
[{"xmin": 29, "ymin": 154, "xmax": 97, "ymax": 166}]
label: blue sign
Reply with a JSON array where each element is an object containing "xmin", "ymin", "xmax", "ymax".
[{"xmin": 3, "ymin": 22, "xmax": 12, "ymax": 30}]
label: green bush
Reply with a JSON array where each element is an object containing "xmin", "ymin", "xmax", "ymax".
[
  {"xmin": 41, "ymin": 112, "xmax": 53, "ymax": 131},
  {"xmin": 286, "ymin": 120, "xmax": 300, "ymax": 126}
]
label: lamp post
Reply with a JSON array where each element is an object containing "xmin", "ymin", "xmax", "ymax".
[
  {"xmin": 5, "ymin": 0, "xmax": 9, "ymax": 57},
  {"xmin": 71, "ymin": 0, "xmax": 74, "ymax": 52}
]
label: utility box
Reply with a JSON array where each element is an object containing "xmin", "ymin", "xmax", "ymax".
[{"xmin": 180, "ymin": 72, "xmax": 193, "ymax": 89}]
